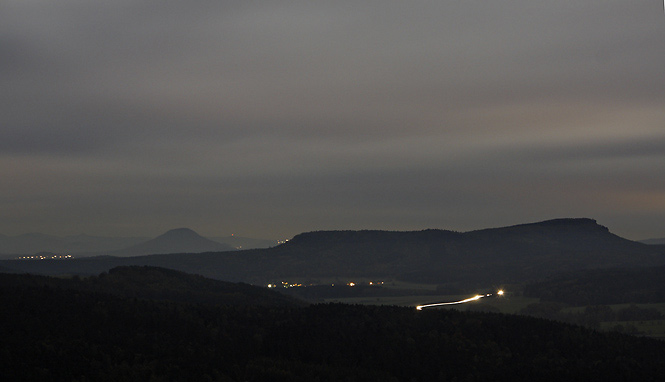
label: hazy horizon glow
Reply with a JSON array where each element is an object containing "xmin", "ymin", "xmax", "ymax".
[{"xmin": 2, "ymin": 1, "xmax": 664, "ymax": 240}]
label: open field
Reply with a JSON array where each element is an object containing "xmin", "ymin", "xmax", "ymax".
[
  {"xmin": 285, "ymin": 280, "xmax": 665, "ymax": 341},
  {"xmin": 600, "ymin": 320, "xmax": 665, "ymax": 340},
  {"xmin": 380, "ymin": 280, "xmax": 439, "ymax": 291},
  {"xmin": 323, "ymin": 294, "xmax": 455, "ymax": 307}
]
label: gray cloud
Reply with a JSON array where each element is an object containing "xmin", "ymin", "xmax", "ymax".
[{"xmin": 1, "ymin": 1, "xmax": 664, "ymax": 240}]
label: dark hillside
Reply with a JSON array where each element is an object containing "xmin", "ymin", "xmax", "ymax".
[
  {"xmin": 269, "ymin": 229, "xmax": 459, "ymax": 277},
  {"xmin": 2, "ymin": 281, "xmax": 665, "ymax": 381},
  {"xmin": 411, "ymin": 218, "xmax": 661, "ymax": 284},
  {"xmin": 462, "ymin": 218, "xmax": 648, "ymax": 259},
  {"xmin": 0, "ymin": 266, "xmax": 303, "ymax": 307},
  {"xmin": 266, "ymin": 218, "xmax": 663, "ymax": 284}
]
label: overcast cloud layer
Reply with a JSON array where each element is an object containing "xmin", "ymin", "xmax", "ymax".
[{"xmin": 2, "ymin": 1, "xmax": 664, "ymax": 240}]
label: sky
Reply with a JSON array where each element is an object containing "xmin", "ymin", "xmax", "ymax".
[{"xmin": 2, "ymin": 1, "xmax": 664, "ymax": 241}]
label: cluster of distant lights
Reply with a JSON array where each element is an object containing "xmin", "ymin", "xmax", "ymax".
[
  {"xmin": 343, "ymin": 281, "xmax": 384, "ymax": 287},
  {"xmin": 267, "ymin": 280, "xmax": 385, "ymax": 289},
  {"xmin": 15, "ymin": 254, "xmax": 74, "ymax": 260},
  {"xmin": 267, "ymin": 281, "xmax": 303, "ymax": 289}
]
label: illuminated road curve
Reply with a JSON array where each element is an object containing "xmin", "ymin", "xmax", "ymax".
[{"xmin": 416, "ymin": 290, "xmax": 504, "ymax": 310}]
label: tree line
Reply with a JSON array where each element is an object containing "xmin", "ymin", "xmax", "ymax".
[{"xmin": 3, "ymin": 270, "xmax": 665, "ymax": 381}]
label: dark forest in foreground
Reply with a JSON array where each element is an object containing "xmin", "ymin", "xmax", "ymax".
[{"xmin": 2, "ymin": 268, "xmax": 665, "ymax": 381}]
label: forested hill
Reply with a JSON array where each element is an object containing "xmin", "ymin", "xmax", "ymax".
[
  {"xmin": 0, "ymin": 266, "xmax": 303, "ymax": 307},
  {"xmin": 268, "ymin": 218, "xmax": 663, "ymax": 283},
  {"xmin": 2, "ymin": 275, "xmax": 665, "ymax": 381},
  {"xmin": 2, "ymin": 218, "xmax": 663, "ymax": 285},
  {"xmin": 283, "ymin": 218, "xmax": 648, "ymax": 261}
]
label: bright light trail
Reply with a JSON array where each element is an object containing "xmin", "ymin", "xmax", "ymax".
[
  {"xmin": 416, "ymin": 295, "xmax": 485, "ymax": 310},
  {"xmin": 416, "ymin": 290, "xmax": 505, "ymax": 310}
]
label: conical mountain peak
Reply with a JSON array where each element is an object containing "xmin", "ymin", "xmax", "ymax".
[
  {"xmin": 158, "ymin": 228, "xmax": 202, "ymax": 239},
  {"xmin": 113, "ymin": 228, "xmax": 234, "ymax": 256}
]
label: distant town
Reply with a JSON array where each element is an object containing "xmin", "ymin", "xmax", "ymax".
[
  {"xmin": 267, "ymin": 280, "xmax": 384, "ymax": 289},
  {"xmin": 15, "ymin": 254, "xmax": 74, "ymax": 260}
]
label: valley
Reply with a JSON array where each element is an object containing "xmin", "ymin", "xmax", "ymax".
[{"xmin": 3, "ymin": 218, "xmax": 665, "ymax": 379}]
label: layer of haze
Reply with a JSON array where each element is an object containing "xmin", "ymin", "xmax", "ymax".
[{"xmin": 2, "ymin": 1, "xmax": 664, "ymax": 240}]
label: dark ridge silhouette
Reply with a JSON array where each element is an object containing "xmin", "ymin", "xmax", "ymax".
[
  {"xmin": 641, "ymin": 237, "xmax": 665, "ymax": 245},
  {"xmin": 2, "ymin": 219, "xmax": 664, "ymax": 285},
  {"xmin": 268, "ymin": 218, "xmax": 662, "ymax": 283}
]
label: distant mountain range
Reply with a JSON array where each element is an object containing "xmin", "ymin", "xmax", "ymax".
[
  {"xmin": 0, "ymin": 229, "xmax": 275, "ymax": 259},
  {"xmin": 3, "ymin": 218, "xmax": 664, "ymax": 286},
  {"xmin": 0, "ymin": 233, "xmax": 147, "ymax": 257}
]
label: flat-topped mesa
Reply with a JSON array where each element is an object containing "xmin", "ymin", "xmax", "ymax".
[
  {"xmin": 286, "ymin": 218, "xmax": 610, "ymax": 247},
  {"xmin": 273, "ymin": 218, "xmax": 654, "ymax": 277},
  {"xmin": 284, "ymin": 229, "xmax": 458, "ymax": 248},
  {"xmin": 522, "ymin": 218, "xmax": 607, "ymax": 230},
  {"xmin": 471, "ymin": 218, "xmax": 607, "ymax": 232}
]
